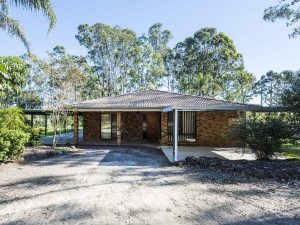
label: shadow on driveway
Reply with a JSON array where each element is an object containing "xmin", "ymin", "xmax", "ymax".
[{"xmin": 99, "ymin": 146, "xmax": 170, "ymax": 167}]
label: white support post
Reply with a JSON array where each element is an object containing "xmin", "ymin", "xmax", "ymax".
[{"xmin": 173, "ymin": 109, "xmax": 178, "ymax": 162}]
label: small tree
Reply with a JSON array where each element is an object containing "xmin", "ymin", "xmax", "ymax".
[
  {"xmin": 49, "ymin": 85, "xmax": 71, "ymax": 147},
  {"xmin": 228, "ymin": 113, "xmax": 292, "ymax": 160},
  {"xmin": 41, "ymin": 46, "xmax": 85, "ymax": 147}
]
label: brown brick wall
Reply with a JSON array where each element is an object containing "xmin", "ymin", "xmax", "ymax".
[
  {"xmin": 82, "ymin": 110, "xmax": 240, "ymax": 147},
  {"xmin": 160, "ymin": 111, "xmax": 241, "ymax": 147},
  {"xmin": 121, "ymin": 112, "xmax": 143, "ymax": 142},
  {"xmin": 83, "ymin": 112, "xmax": 101, "ymax": 141},
  {"xmin": 196, "ymin": 111, "xmax": 240, "ymax": 147},
  {"xmin": 161, "ymin": 112, "xmax": 169, "ymax": 145},
  {"xmin": 82, "ymin": 111, "xmax": 160, "ymax": 144}
]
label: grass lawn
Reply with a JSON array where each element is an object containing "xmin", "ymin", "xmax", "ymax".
[
  {"xmin": 281, "ymin": 142, "xmax": 300, "ymax": 160},
  {"xmin": 43, "ymin": 128, "xmax": 73, "ymax": 137}
]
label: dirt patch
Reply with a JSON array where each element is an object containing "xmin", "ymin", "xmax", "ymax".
[
  {"xmin": 17, "ymin": 146, "xmax": 80, "ymax": 164},
  {"xmin": 177, "ymin": 156, "xmax": 300, "ymax": 182},
  {"xmin": 0, "ymin": 146, "xmax": 299, "ymax": 225}
]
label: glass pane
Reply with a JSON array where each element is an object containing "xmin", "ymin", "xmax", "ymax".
[{"xmin": 101, "ymin": 114, "xmax": 111, "ymax": 140}]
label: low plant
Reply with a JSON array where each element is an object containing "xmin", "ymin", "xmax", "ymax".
[
  {"xmin": 228, "ymin": 113, "xmax": 293, "ymax": 160},
  {"xmin": 0, "ymin": 129, "xmax": 29, "ymax": 161},
  {"xmin": 28, "ymin": 127, "xmax": 44, "ymax": 146}
]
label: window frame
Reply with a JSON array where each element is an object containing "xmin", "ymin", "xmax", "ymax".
[{"xmin": 100, "ymin": 113, "xmax": 117, "ymax": 141}]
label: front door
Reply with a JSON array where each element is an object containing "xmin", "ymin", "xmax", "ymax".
[{"xmin": 145, "ymin": 113, "xmax": 160, "ymax": 142}]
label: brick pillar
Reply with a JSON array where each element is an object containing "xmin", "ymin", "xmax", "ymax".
[
  {"xmin": 160, "ymin": 112, "xmax": 169, "ymax": 145},
  {"xmin": 73, "ymin": 111, "xmax": 78, "ymax": 145},
  {"xmin": 117, "ymin": 112, "xmax": 121, "ymax": 145}
]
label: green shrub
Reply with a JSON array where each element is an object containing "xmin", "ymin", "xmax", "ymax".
[
  {"xmin": 0, "ymin": 107, "xmax": 29, "ymax": 161},
  {"xmin": 28, "ymin": 127, "xmax": 44, "ymax": 146},
  {"xmin": 228, "ymin": 113, "xmax": 292, "ymax": 160},
  {"xmin": 0, "ymin": 107, "xmax": 28, "ymax": 130},
  {"xmin": 0, "ymin": 129, "xmax": 29, "ymax": 161}
]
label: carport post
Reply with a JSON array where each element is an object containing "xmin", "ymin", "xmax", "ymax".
[
  {"xmin": 73, "ymin": 111, "xmax": 78, "ymax": 145},
  {"xmin": 44, "ymin": 114, "xmax": 48, "ymax": 136},
  {"xmin": 173, "ymin": 109, "xmax": 178, "ymax": 161}
]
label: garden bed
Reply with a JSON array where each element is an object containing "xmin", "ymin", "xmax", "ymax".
[{"xmin": 176, "ymin": 156, "xmax": 300, "ymax": 182}]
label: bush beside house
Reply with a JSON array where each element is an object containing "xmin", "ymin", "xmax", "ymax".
[
  {"xmin": 228, "ymin": 113, "xmax": 295, "ymax": 160},
  {"xmin": 0, "ymin": 108, "xmax": 29, "ymax": 161},
  {"xmin": 28, "ymin": 127, "xmax": 44, "ymax": 147}
]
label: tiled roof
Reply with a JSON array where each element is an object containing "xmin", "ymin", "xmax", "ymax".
[{"xmin": 74, "ymin": 90, "xmax": 246, "ymax": 109}]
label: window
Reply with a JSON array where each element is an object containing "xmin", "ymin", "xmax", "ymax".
[
  {"xmin": 100, "ymin": 113, "xmax": 117, "ymax": 141},
  {"xmin": 167, "ymin": 111, "xmax": 196, "ymax": 143},
  {"xmin": 101, "ymin": 114, "xmax": 112, "ymax": 140}
]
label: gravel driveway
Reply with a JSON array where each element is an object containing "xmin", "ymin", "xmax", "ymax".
[{"xmin": 0, "ymin": 146, "xmax": 299, "ymax": 225}]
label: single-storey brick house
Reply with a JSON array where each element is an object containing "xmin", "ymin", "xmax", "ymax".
[{"xmin": 73, "ymin": 90, "xmax": 257, "ymax": 155}]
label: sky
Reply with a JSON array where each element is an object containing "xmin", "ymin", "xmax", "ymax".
[{"xmin": 1, "ymin": 0, "xmax": 300, "ymax": 82}]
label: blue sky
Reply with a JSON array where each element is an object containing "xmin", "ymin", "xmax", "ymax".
[{"xmin": 1, "ymin": 0, "xmax": 300, "ymax": 81}]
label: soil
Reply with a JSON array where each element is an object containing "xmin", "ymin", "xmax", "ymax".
[
  {"xmin": 0, "ymin": 146, "xmax": 299, "ymax": 225},
  {"xmin": 180, "ymin": 156, "xmax": 300, "ymax": 182}
]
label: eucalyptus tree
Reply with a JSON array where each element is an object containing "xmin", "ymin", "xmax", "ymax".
[
  {"xmin": 130, "ymin": 23, "xmax": 172, "ymax": 90},
  {"xmin": 147, "ymin": 23, "xmax": 173, "ymax": 55},
  {"xmin": 164, "ymin": 49, "xmax": 177, "ymax": 91},
  {"xmin": 76, "ymin": 23, "xmax": 173, "ymax": 94},
  {"xmin": 279, "ymin": 70, "xmax": 300, "ymax": 107},
  {"xmin": 264, "ymin": 0, "xmax": 300, "ymax": 38},
  {"xmin": 76, "ymin": 23, "xmax": 138, "ymax": 96},
  {"xmin": 225, "ymin": 70, "xmax": 255, "ymax": 103},
  {"xmin": 172, "ymin": 27, "xmax": 254, "ymax": 101},
  {"xmin": 0, "ymin": 0, "xmax": 57, "ymax": 51},
  {"xmin": 254, "ymin": 71, "xmax": 283, "ymax": 106}
]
